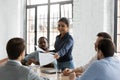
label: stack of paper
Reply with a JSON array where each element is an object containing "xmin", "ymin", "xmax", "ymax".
[{"xmin": 39, "ymin": 52, "xmax": 56, "ymax": 67}]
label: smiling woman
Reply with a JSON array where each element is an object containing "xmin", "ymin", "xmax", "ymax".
[{"xmin": 53, "ymin": 17, "xmax": 74, "ymax": 71}]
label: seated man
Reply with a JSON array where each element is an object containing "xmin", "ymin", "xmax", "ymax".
[
  {"xmin": 63, "ymin": 32, "xmax": 120, "ymax": 76},
  {"xmin": 69, "ymin": 38, "xmax": 120, "ymax": 80},
  {"xmin": 23, "ymin": 37, "xmax": 57, "ymax": 68},
  {"xmin": 0, "ymin": 37, "xmax": 48, "ymax": 80}
]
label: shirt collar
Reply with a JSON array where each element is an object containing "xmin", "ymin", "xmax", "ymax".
[
  {"xmin": 8, "ymin": 59, "xmax": 22, "ymax": 65},
  {"xmin": 59, "ymin": 32, "xmax": 69, "ymax": 39}
]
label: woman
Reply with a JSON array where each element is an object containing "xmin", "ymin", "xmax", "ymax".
[{"xmin": 54, "ymin": 17, "xmax": 74, "ymax": 71}]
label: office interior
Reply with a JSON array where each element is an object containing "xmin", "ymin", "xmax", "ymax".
[{"xmin": 0, "ymin": 0, "xmax": 119, "ymax": 67}]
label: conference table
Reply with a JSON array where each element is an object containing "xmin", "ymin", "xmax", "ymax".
[{"xmin": 40, "ymin": 67, "xmax": 69, "ymax": 80}]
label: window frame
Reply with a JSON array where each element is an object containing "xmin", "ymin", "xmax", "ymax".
[
  {"xmin": 26, "ymin": 0, "xmax": 73, "ymax": 54},
  {"xmin": 114, "ymin": 0, "xmax": 120, "ymax": 53}
]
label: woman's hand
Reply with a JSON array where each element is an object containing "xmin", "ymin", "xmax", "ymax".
[{"xmin": 54, "ymin": 53, "xmax": 60, "ymax": 59}]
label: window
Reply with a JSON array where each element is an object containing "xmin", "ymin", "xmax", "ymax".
[
  {"xmin": 115, "ymin": 0, "xmax": 120, "ymax": 53},
  {"xmin": 26, "ymin": 0, "xmax": 73, "ymax": 54}
]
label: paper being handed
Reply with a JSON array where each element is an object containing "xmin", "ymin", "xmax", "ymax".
[{"xmin": 39, "ymin": 52, "xmax": 55, "ymax": 67}]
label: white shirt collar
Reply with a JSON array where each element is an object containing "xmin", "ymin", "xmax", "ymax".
[{"xmin": 8, "ymin": 59, "xmax": 22, "ymax": 65}]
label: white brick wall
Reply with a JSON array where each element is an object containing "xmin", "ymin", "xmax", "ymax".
[
  {"xmin": 0, "ymin": 0, "xmax": 25, "ymax": 59},
  {"xmin": 72, "ymin": 0, "xmax": 114, "ymax": 67}
]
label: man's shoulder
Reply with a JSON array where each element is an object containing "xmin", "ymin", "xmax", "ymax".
[
  {"xmin": 11, "ymin": 64, "xmax": 31, "ymax": 74},
  {"xmin": 0, "ymin": 62, "xmax": 30, "ymax": 75},
  {"xmin": 93, "ymin": 57, "xmax": 120, "ymax": 67},
  {"xmin": 30, "ymin": 51, "xmax": 39, "ymax": 54},
  {"xmin": 89, "ymin": 59, "xmax": 105, "ymax": 68}
]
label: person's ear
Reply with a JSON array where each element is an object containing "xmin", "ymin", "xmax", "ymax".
[
  {"xmin": 20, "ymin": 50, "xmax": 25, "ymax": 59},
  {"xmin": 99, "ymin": 50, "xmax": 104, "ymax": 59},
  {"xmin": 97, "ymin": 50, "xmax": 104, "ymax": 60}
]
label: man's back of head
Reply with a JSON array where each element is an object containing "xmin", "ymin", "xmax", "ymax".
[{"xmin": 6, "ymin": 37, "xmax": 25, "ymax": 60}]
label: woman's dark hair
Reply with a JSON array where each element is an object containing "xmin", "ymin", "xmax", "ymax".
[
  {"xmin": 97, "ymin": 32, "xmax": 112, "ymax": 40},
  {"xmin": 6, "ymin": 37, "xmax": 25, "ymax": 60},
  {"xmin": 98, "ymin": 38, "xmax": 115, "ymax": 57},
  {"xmin": 58, "ymin": 17, "xmax": 69, "ymax": 27}
]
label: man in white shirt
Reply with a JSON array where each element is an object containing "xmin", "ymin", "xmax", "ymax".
[
  {"xmin": 23, "ymin": 37, "xmax": 49, "ymax": 65},
  {"xmin": 0, "ymin": 37, "xmax": 48, "ymax": 80},
  {"xmin": 63, "ymin": 32, "xmax": 120, "ymax": 76}
]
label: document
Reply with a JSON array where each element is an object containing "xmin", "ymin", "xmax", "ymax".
[{"xmin": 39, "ymin": 52, "xmax": 56, "ymax": 67}]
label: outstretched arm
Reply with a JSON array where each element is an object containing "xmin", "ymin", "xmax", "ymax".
[{"xmin": 0, "ymin": 58, "xmax": 8, "ymax": 64}]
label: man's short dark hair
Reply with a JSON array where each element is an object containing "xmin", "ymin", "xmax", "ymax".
[
  {"xmin": 97, "ymin": 32, "xmax": 112, "ymax": 40},
  {"xmin": 38, "ymin": 37, "xmax": 48, "ymax": 42},
  {"xmin": 6, "ymin": 37, "xmax": 25, "ymax": 60},
  {"xmin": 98, "ymin": 38, "xmax": 115, "ymax": 57}
]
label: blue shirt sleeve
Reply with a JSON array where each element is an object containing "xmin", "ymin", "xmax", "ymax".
[
  {"xmin": 76, "ymin": 61, "xmax": 100, "ymax": 80},
  {"xmin": 57, "ymin": 36, "xmax": 73, "ymax": 57},
  {"xmin": 77, "ymin": 58, "xmax": 120, "ymax": 80}
]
